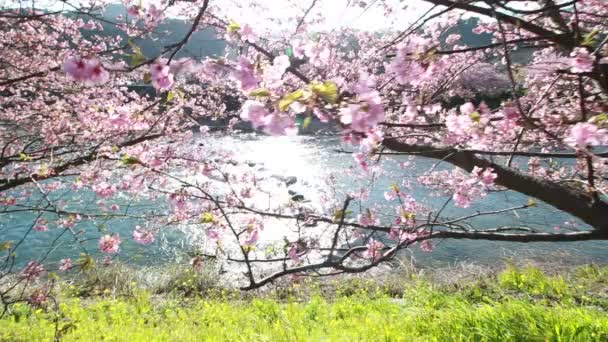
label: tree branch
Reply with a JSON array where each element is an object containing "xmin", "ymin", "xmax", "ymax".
[{"xmin": 382, "ymin": 138, "xmax": 608, "ymax": 235}]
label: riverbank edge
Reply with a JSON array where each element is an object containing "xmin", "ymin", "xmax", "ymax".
[{"xmin": 1, "ymin": 262, "xmax": 607, "ymax": 340}]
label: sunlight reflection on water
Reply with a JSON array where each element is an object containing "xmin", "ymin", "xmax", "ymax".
[{"xmin": 3, "ymin": 133, "xmax": 608, "ymax": 270}]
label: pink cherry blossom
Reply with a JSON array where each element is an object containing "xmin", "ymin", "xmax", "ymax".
[
  {"xmin": 59, "ymin": 258, "xmax": 73, "ymax": 271},
  {"xmin": 360, "ymin": 129, "xmax": 383, "ymax": 152},
  {"xmin": 570, "ymin": 47, "xmax": 595, "ymax": 73},
  {"xmin": 152, "ymin": 73, "xmax": 174, "ymax": 90},
  {"xmin": 420, "ymin": 240, "xmax": 434, "ymax": 252},
  {"xmin": 150, "ymin": 62, "xmax": 174, "ymax": 91},
  {"xmin": 58, "ymin": 214, "xmax": 81, "ymax": 228},
  {"xmin": 21, "ymin": 261, "xmax": 45, "ymax": 281},
  {"xmin": 342, "ymin": 75, "xmax": 385, "ymax": 132},
  {"xmin": 365, "ymin": 238, "xmax": 384, "ymax": 261},
  {"xmin": 303, "ymin": 42, "xmax": 330, "ymax": 67},
  {"xmin": 63, "ymin": 56, "xmax": 89, "ymax": 81},
  {"xmin": 240, "ymin": 23, "xmax": 257, "ymax": 43},
  {"xmin": 29, "ymin": 288, "xmax": 49, "ymax": 306},
  {"xmin": 452, "ymin": 182, "xmax": 478, "ymax": 208},
  {"xmin": 232, "ymin": 57, "xmax": 259, "ymax": 91},
  {"xmin": 263, "ymin": 114, "xmax": 298, "ymax": 136},
  {"xmin": 92, "ymin": 182, "xmax": 116, "ymax": 198},
  {"xmin": 0, "ymin": 197, "xmax": 16, "ymax": 206},
  {"xmin": 288, "ymin": 244, "xmax": 301, "ymax": 263},
  {"xmin": 292, "ymin": 40, "xmax": 307, "ymax": 59},
  {"xmin": 384, "ymin": 187, "xmax": 399, "ymax": 201},
  {"xmin": 240, "ymin": 100, "xmax": 268, "ymax": 128},
  {"xmin": 99, "ymin": 234, "xmax": 121, "ymax": 254},
  {"xmin": 133, "ymin": 227, "xmax": 155, "ymax": 245},
  {"xmin": 88, "ymin": 61, "xmax": 110, "ymax": 84},
  {"xmin": 473, "ymin": 166, "xmax": 498, "ymax": 186},
  {"xmin": 358, "ymin": 210, "xmax": 379, "ymax": 226},
  {"xmin": 263, "ymin": 55, "xmax": 290, "ymax": 87},
  {"xmin": 387, "ymin": 36, "xmax": 444, "ymax": 86},
  {"xmin": 63, "ymin": 56, "xmax": 109, "ymax": 85},
  {"xmin": 422, "ymin": 168, "xmax": 495, "ymax": 208},
  {"xmin": 206, "ymin": 229, "xmax": 219, "ymax": 240},
  {"xmin": 243, "ymin": 229, "xmax": 259, "ymax": 247},
  {"xmin": 150, "ymin": 62, "xmax": 170, "ymax": 77},
  {"xmin": 144, "ymin": 4, "xmax": 164, "ymax": 29},
  {"xmin": 339, "ymin": 92, "xmax": 384, "ymax": 132},
  {"xmin": 445, "ymin": 114, "xmax": 472, "ymax": 136},
  {"xmin": 502, "ymin": 105, "xmax": 521, "ymax": 120},
  {"xmin": 565, "ymin": 122, "xmax": 607, "ymax": 147},
  {"xmin": 353, "ymin": 152, "xmax": 369, "ymax": 171},
  {"xmin": 389, "ymin": 229, "xmax": 418, "ymax": 243},
  {"xmin": 5, "ymin": 0, "xmax": 608, "ymax": 297},
  {"xmin": 127, "ymin": 5, "xmax": 141, "ymax": 17},
  {"xmin": 34, "ymin": 218, "xmax": 49, "ymax": 232}
]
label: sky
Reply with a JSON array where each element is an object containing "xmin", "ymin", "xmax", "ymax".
[
  {"xmin": 217, "ymin": 0, "xmax": 435, "ymax": 32},
  {"xmin": 2, "ymin": 0, "xmax": 436, "ymax": 31},
  {"xmin": 4, "ymin": 0, "xmax": 560, "ymax": 33}
]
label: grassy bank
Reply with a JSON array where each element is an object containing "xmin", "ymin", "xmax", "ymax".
[{"xmin": 1, "ymin": 264, "xmax": 607, "ymax": 341}]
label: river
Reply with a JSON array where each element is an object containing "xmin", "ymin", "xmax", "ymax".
[{"xmin": 2, "ymin": 133, "xmax": 607, "ymax": 271}]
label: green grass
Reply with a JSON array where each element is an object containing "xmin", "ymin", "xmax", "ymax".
[{"xmin": 1, "ymin": 265, "xmax": 607, "ymax": 341}]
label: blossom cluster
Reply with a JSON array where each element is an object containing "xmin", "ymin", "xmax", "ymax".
[
  {"xmin": 63, "ymin": 56, "xmax": 109, "ymax": 85},
  {"xmin": 150, "ymin": 61, "xmax": 175, "ymax": 91}
]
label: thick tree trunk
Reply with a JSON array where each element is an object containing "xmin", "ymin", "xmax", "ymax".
[{"xmin": 383, "ymin": 138, "xmax": 608, "ymax": 237}]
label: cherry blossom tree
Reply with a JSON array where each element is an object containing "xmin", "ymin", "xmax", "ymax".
[{"xmin": 1, "ymin": 0, "xmax": 608, "ymax": 304}]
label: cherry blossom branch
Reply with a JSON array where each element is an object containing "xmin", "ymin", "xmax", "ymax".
[
  {"xmin": 339, "ymin": 147, "xmax": 608, "ymax": 159},
  {"xmin": 382, "ymin": 138, "xmax": 608, "ymax": 235},
  {"xmin": 165, "ymin": 0, "xmax": 210, "ymax": 63},
  {"xmin": 421, "ymin": 0, "xmax": 577, "ymax": 48},
  {"xmin": 429, "ymin": 229, "xmax": 605, "ymax": 242},
  {"xmin": 0, "ymin": 132, "xmax": 163, "ymax": 192},
  {"xmin": 0, "ymin": 67, "xmax": 60, "ymax": 87},
  {"xmin": 328, "ymin": 196, "xmax": 353, "ymax": 259},
  {"xmin": 295, "ymin": 0, "xmax": 318, "ymax": 34}
]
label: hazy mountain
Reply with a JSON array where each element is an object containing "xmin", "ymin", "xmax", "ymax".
[
  {"xmin": 83, "ymin": 4, "xmax": 226, "ymax": 60},
  {"xmin": 440, "ymin": 17, "xmax": 535, "ymax": 64}
]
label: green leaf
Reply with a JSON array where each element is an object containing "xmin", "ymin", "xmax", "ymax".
[
  {"xmin": 201, "ymin": 212, "xmax": 215, "ymax": 224},
  {"xmin": 174, "ymin": 89, "xmax": 185, "ymax": 101},
  {"xmin": 310, "ymin": 81, "xmax": 338, "ymax": 104},
  {"xmin": 279, "ymin": 89, "xmax": 305, "ymax": 112},
  {"xmin": 248, "ymin": 88, "xmax": 272, "ymax": 97},
  {"xmin": 302, "ymin": 116, "xmax": 312, "ymax": 129},
  {"xmin": 402, "ymin": 211, "xmax": 415, "ymax": 221},
  {"xmin": 285, "ymin": 46, "xmax": 294, "ymax": 58},
  {"xmin": 166, "ymin": 90, "xmax": 175, "ymax": 102},
  {"xmin": 592, "ymin": 113, "xmax": 608, "ymax": 127},
  {"xmin": 0, "ymin": 241, "xmax": 12, "ymax": 251},
  {"xmin": 469, "ymin": 111, "xmax": 481, "ymax": 122},
  {"xmin": 265, "ymin": 245, "xmax": 277, "ymax": 256},
  {"xmin": 226, "ymin": 21, "xmax": 240, "ymax": 33},
  {"xmin": 121, "ymin": 154, "xmax": 141, "ymax": 166},
  {"xmin": 332, "ymin": 209, "xmax": 352, "ymax": 223},
  {"xmin": 129, "ymin": 43, "xmax": 147, "ymax": 67},
  {"xmin": 143, "ymin": 72, "xmax": 151, "ymax": 84},
  {"xmin": 79, "ymin": 254, "xmax": 95, "ymax": 271},
  {"xmin": 19, "ymin": 153, "xmax": 31, "ymax": 161},
  {"xmin": 582, "ymin": 29, "xmax": 599, "ymax": 46}
]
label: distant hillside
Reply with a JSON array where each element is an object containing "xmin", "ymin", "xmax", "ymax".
[
  {"xmin": 440, "ymin": 17, "xmax": 534, "ymax": 64},
  {"xmin": 78, "ymin": 7, "xmax": 526, "ymax": 64},
  {"xmin": 440, "ymin": 17, "xmax": 493, "ymax": 47},
  {"xmin": 81, "ymin": 4, "xmax": 226, "ymax": 60}
]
